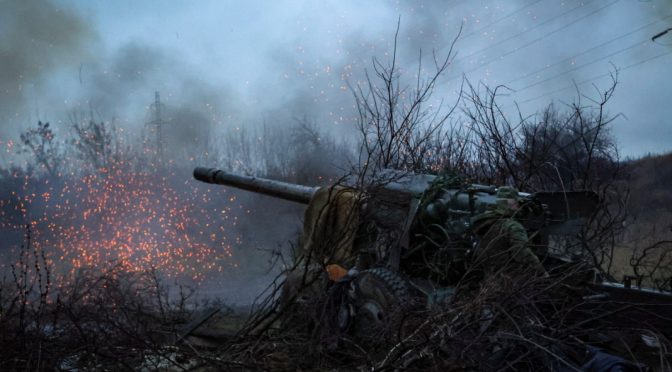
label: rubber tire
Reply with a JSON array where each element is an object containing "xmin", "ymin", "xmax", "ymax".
[{"xmin": 351, "ymin": 268, "xmax": 410, "ymax": 342}]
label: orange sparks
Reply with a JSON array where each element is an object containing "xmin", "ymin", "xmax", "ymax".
[{"xmin": 1, "ymin": 158, "xmax": 245, "ymax": 286}]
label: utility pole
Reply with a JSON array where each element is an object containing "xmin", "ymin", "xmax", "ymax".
[{"xmin": 147, "ymin": 91, "xmax": 166, "ymax": 168}]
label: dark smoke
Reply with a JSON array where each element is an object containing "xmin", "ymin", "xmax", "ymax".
[
  {"xmin": 0, "ymin": 0, "xmax": 96, "ymax": 138},
  {"xmin": 81, "ymin": 42, "xmax": 243, "ymax": 161}
]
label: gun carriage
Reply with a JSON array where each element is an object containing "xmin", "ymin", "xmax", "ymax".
[{"xmin": 194, "ymin": 166, "xmax": 599, "ymax": 334}]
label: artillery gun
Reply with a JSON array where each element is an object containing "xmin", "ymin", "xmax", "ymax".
[{"xmin": 193, "ymin": 167, "xmax": 600, "ymax": 335}]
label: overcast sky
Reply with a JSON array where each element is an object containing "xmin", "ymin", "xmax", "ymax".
[{"xmin": 1, "ymin": 0, "xmax": 671, "ymax": 157}]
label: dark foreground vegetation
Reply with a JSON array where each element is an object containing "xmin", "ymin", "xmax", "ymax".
[{"xmin": 1, "ymin": 32, "xmax": 671, "ymax": 371}]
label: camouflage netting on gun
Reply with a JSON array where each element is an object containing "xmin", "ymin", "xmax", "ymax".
[
  {"xmin": 299, "ymin": 185, "xmax": 361, "ymax": 267},
  {"xmin": 412, "ymin": 170, "xmax": 469, "ymax": 240},
  {"xmin": 417, "ymin": 171, "xmax": 466, "ymax": 210},
  {"xmin": 404, "ymin": 172, "xmax": 472, "ymax": 284}
]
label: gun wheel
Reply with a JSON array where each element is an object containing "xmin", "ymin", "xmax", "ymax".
[{"xmin": 351, "ymin": 268, "xmax": 411, "ymax": 342}]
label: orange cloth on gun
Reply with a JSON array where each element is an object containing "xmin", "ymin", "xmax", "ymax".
[{"xmin": 326, "ymin": 264, "xmax": 349, "ymax": 281}]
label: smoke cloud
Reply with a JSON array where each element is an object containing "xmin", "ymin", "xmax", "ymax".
[
  {"xmin": 0, "ymin": 0, "xmax": 96, "ymax": 138},
  {"xmin": 79, "ymin": 42, "xmax": 244, "ymax": 160},
  {"xmin": 2, "ymin": 0, "xmax": 670, "ymax": 155}
]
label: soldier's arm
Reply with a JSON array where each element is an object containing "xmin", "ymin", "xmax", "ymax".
[{"xmin": 506, "ymin": 221, "xmax": 546, "ymax": 274}]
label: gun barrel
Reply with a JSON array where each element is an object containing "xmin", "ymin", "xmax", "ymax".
[{"xmin": 193, "ymin": 167, "xmax": 318, "ymax": 204}]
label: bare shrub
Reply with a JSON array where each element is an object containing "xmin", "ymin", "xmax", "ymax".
[
  {"xmin": 226, "ymin": 27, "xmax": 672, "ymax": 371},
  {"xmin": 0, "ymin": 227, "xmax": 202, "ymax": 370},
  {"xmin": 352, "ymin": 22, "xmax": 462, "ymax": 177},
  {"xmin": 19, "ymin": 121, "xmax": 63, "ymax": 177},
  {"xmin": 70, "ymin": 118, "xmax": 117, "ymax": 172}
]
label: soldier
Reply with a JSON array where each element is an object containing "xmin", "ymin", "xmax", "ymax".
[{"xmin": 470, "ymin": 186, "xmax": 547, "ymax": 278}]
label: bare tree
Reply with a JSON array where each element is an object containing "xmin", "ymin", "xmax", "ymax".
[
  {"xmin": 352, "ymin": 21, "xmax": 463, "ymax": 177},
  {"xmin": 19, "ymin": 121, "xmax": 62, "ymax": 177},
  {"xmin": 70, "ymin": 119, "xmax": 118, "ymax": 172},
  {"xmin": 460, "ymin": 74, "xmax": 632, "ymax": 280}
]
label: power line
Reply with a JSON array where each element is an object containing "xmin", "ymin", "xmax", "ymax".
[
  {"xmin": 503, "ymin": 14, "xmax": 672, "ymax": 86},
  {"xmin": 459, "ymin": 0, "xmax": 545, "ymax": 41},
  {"xmin": 512, "ymin": 50, "xmax": 672, "ymax": 106},
  {"xmin": 451, "ymin": 0, "xmax": 595, "ymax": 69},
  {"xmin": 513, "ymin": 39, "xmax": 649, "ymax": 92},
  {"xmin": 454, "ymin": 0, "xmax": 621, "ymax": 81},
  {"xmin": 404, "ymin": 0, "xmax": 547, "ymax": 75}
]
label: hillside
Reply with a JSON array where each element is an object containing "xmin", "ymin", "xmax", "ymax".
[
  {"xmin": 610, "ymin": 152, "xmax": 672, "ymax": 287},
  {"xmin": 623, "ymin": 152, "xmax": 672, "ymax": 241},
  {"xmin": 626, "ymin": 151, "xmax": 672, "ymax": 225}
]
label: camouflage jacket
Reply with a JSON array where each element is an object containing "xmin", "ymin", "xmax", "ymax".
[{"xmin": 471, "ymin": 208, "xmax": 546, "ymax": 276}]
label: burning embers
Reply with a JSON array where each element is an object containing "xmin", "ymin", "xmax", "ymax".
[{"xmin": 1, "ymin": 158, "xmax": 243, "ymax": 286}]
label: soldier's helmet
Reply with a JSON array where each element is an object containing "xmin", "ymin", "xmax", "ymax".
[
  {"xmin": 495, "ymin": 186, "xmax": 519, "ymax": 210},
  {"xmin": 496, "ymin": 186, "xmax": 519, "ymax": 201}
]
